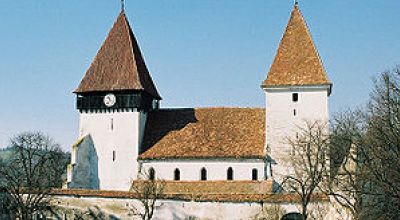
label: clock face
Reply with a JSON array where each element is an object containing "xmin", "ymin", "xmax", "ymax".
[{"xmin": 104, "ymin": 94, "xmax": 116, "ymax": 107}]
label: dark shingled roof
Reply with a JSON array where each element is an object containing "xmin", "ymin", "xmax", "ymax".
[
  {"xmin": 262, "ymin": 5, "xmax": 331, "ymax": 88},
  {"xmin": 139, "ymin": 108, "xmax": 266, "ymax": 160},
  {"xmin": 75, "ymin": 11, "xmax": 161, "ymax": 99}
]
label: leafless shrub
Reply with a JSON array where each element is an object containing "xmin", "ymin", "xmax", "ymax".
[
  {"xmin": 251, "ymin": 204, "xmax": 286, "ymax": 220},
  {"xmin": 282, "ymin": 121, "xmax": 330, "ymax": 220},
  {"xmin": 129, "ymin": 171, "xmax": 165, "ymax": 220},
  {"xmin": 329, "ymin": 66, "xmax": 400, "ymax": 219}
]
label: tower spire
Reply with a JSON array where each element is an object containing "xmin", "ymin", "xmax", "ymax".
[
  {"xmin": 262, "ymin": 2, "xmax": 331, "ymax": 88},
  {"xmin": 75, "ymin": 9, "xmax": 162, "ymax": 99},
  {"xmin": 121, "ymin": 0, "xmax": 125, "ymax": 12}
]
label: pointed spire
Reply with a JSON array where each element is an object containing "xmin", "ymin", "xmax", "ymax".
[
  {"xmin": 75, "ymin": 11, "xmax": 161, "ymax": 100},
  {"xmin": 262, "ymin": 4, "xmax": 330, "ymax": 88},
  {"xmin": 121, "ymin": 0, "xmax": 125, "ymax": 12}
]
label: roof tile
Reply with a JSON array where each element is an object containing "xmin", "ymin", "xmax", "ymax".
[
  {"xmin": 139, "ymin": 108, "xmax": 265, "ymax": 159},
  {"xmin": 262, "ymin": 5, "xmax": 331, "ymax": 87},
  {"xmin": 51, "ymin": 181, "xmax": 329, "ymax": 203},
  {"xmin": 75, "ymin": 12, "xmax": 161, "ymax": 99}
]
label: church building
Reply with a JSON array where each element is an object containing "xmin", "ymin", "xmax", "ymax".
[{"xmin": 67, "ymin": 3, "xmax": 331, "ymax": 192}]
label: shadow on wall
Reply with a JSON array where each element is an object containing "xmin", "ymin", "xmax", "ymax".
[
  {"xmin": 141, "ymin": 109, "xmax": 197, "ymax": 154},
  {"xmin": 82, "ymin": 206, "xmax": 120, "ymax": 220},
  {"xmin": 51, "ymin": 206, "xmax": 120, "ymax": 220},
  {"xmin": 157, "ymin": 202, "xmax": 203, "ymax": 220},
  {"xmin": 69, "ymin": 135, "xmax": 100, "ymax": 189}
]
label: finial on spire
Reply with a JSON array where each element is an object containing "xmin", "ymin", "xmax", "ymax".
[
  {"xmin": 121, "ymin": 0, "xmax": 125, "ymax": 12},
  {"xmin": 294, "ymin": 0, "xmax": 298, "ymax": 6}
]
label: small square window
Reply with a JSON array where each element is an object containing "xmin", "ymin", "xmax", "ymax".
[{"xmin": 292, "ymin": 93, "xmax": 298, "ymax": 102}]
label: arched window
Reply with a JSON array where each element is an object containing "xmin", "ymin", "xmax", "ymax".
[
  {"xmin": 252, "ymin": 168, "xmax": 258, "ymax": 181},
  {"xmin": 149, "ymin": 167, "xmax": 155, "ymax": 180},
  {"xmin": 281, "ymin": 213, "xmax": 303, "ymax": 220},
  {"xmin": 227, "ymin": 167, "xmax": 233, "ymax": 180},
  {"xmin": 200, "ymin": 168, "xmax": 207, "ymax": 181},
  {"xmin": 174, "ymin": 168, "xmax": 180, "ymax": 181}
]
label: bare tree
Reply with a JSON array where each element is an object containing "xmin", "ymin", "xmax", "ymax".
[
  {"xmin": 355, "ymin": 68, "xmax": 400, "ymax": 219},
  {"xmin": 327, "ymin": 110, "xmax": 366, "ymax": 219},
  {"xmin": 129, "ymin": 172, "xmax": 165, "ymax": 220},
  {"xmin": 0, "ymin": 132, "xmax": 68, "ymax": 220},
  {"xmin": 251, "ymin": 204, "xmax": 285, "ymax": 220},
  {"xmin": 0, "ymin": 157, "xmax": 14, "ymax": 219},
  {"xmin": 328, "ymin": 67, "xmax": 400, "ymax": 219},
  {"xmin": 281, "ymin": 121, "xmax": 330, "ymax": 220},
  {"xmin": 363, "ymin": 68, "xmax": 400, "ymax": 199}
]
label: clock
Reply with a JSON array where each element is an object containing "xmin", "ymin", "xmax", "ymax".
[{"xmin": 104, "ymin": 93, "xmax": 116, "ymax": 107}]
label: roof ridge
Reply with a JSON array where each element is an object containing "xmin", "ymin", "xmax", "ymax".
[
  {"xmin": 123, "ymin": 12, "xmax": 144, "ymax": 91},
  {"xmin": 157, "ymin": 107, "xmax": 265, "ymax": 111},
  {"xmin": 194, "ymin": 107, "xmax": 264, "ymax": 109},
  {"xmin": 297, "ymin": 6, "xmax": 329, "ymax": 85}
]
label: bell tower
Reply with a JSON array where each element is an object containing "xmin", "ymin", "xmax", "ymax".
[
  {"xmin": 261, "ymin": 4, "xmax": 332, "ymax": 183},
  {"xmin": 71, "ymin": 10, "xmax": 161, "ymax": 190}
]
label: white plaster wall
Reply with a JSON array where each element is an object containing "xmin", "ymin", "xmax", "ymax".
[
  {"xmin": 49, "ymin": 196, "xmax": 344, "ymax": 220},
  {"xmin": 79, "ymin": 110, "xmax": 147, "ymax": 190},
  {"xmin": 140, "ymin": 159, "xmax": 265, "ymax": 181},
  {"xmin": 265, "ymin": 86, "xmax": 329, "ymax": 183}
]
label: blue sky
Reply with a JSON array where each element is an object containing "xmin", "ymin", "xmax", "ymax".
[{"xmin": 0, "ymin": 1, "xmax": 399, "ymax": 151}]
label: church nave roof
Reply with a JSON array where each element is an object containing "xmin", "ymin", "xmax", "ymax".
[{"xmin": 139, "ymin": 108, "xmax": 266, "ymax": 160}]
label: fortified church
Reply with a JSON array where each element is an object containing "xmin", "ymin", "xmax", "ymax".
[{"xmin": 66, "ymin": 1, "xmax": 332, "ymax": 208}]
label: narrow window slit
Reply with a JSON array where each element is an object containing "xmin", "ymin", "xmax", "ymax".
[{"xmin": 292, "ymin": 93, "xmax": 298, "ymax": 102}]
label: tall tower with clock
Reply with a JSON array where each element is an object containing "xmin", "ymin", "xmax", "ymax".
[{"xmin": 73, "ymin": 10, "xmax": 161, "ymax": 190}]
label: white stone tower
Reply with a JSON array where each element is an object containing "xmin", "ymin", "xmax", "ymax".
[
  {"xmin": 261, "ymin": 4, "xmax": 332, "ymax": 183},
  {"xmin": 70, "ymin": 10, "xmax": 161, "ymax": 191}
]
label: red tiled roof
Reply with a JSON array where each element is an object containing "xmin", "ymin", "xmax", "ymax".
[
  {"xmin": 75, "ymin": 12, "xmax": 161, "ymax": 99},
  {"xmin": 262, "ymin": 5, "xmax": 331, "ymax": 87},
  {"xmin": 51, "ymin": 180, "xmax": 329, "ymax": 203},
  {"xmin": 139, "ymin": 108, "xmax": 266, "ymax": 160},
  {"xmin": 133, "ymin": 180, "xmax": 273, "ymax": 195}
]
